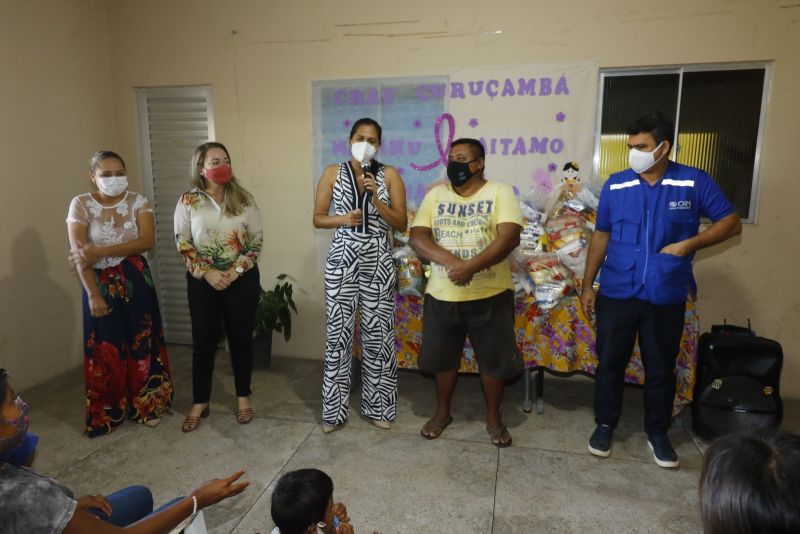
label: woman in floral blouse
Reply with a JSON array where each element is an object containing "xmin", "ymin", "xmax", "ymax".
[
  {"xmin": 66, "ymin": 151, "xmax": 173, "ymax": 437},
  {"xmin": 174, "ymin": 142, "xmax": 263, "ymax": 432}
]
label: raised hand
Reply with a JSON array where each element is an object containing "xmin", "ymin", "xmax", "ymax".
[
  {"xmin": 363, "ymin": 172, "xmax": 377, "ymax": 197},
  {"xmin": 191, "ymin": 470, "xmax": 250, "ymax": 510},
  {"xmin": 333, "ymin": 502, "xmax": 350, "ymax": 523}
]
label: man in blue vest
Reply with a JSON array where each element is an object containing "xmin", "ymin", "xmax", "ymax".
[{"xmin": 580, "ymin": 112, "xmax": 742, "ymax": 468}]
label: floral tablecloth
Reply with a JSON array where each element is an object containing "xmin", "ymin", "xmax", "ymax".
[{"xmin": 390, "ymin": 293, "xmax": 699, "ymax": 413}]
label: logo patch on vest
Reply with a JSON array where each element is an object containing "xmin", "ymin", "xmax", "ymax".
[{"xmin": 668, "ymin": 200, "xmax": 692, "ymax": 210}]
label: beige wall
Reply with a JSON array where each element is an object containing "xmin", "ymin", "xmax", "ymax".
[
  {"xmin": 4, "ymin": 1, "xmax": 798, "ymax": 399},
  {"xmin": 0, "ymin": 0, "xmax": 113, "ymax": 390}
]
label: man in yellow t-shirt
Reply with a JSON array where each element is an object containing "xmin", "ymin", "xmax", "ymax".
[{"xmin": 410, "ymin": 138, "xmax": 524, "ymax": 447}]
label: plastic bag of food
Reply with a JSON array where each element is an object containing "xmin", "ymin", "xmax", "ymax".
[
  {"xmin": 520, "ymin": 203, "xmax": 548, "ymax": 225},
  {"xmin": 516, "ymin": 253, "xmax": 575, "ymax": 307},
  {"xmin": 518, "ymin": 220, "xmax": 549, "ymax": 256},
  {"xmin": 549, "ymin": 185, "xmax": 598, "ymax": 227},
  {"xmin": 393, "ymin": 247, "xmax": 426, "ymax": 297},
  {"xmin": 535, "ymin": 280, "xmax": 574, "ymax": 310},
  {"xmin": 546, "ymin": 214, "xmax": 586, "ymax": 246},
  {"xmin": 527, "ymin": 254, "xmax": 573, "ymax": 285},
  {"xmin": 519, "ymin": 187, "xmax": 550, "ymax": 225},
  {"xmin": 576, "ymin": 186, "xmax": 599, "ymax": 210},
  {"xmin": 509, "ymin": 248, "xmax": 533, "ymax": 295},
  {"xmin": 511, "ymin": 269, "xmax": 534, "ymax": 296},
  {"xmin": 393, "ymin": 205, "xmax": 418, "ymax": 246},
  {"xmin": 575, "ymin": 187, "xmax": 599, "ymax": 228},
  {"xmin": 555, "ymin": 237, "xmax": 588, "ymax": 279}
]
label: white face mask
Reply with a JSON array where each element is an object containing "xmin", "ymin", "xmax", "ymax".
[
  {"xmin": 95, "ymin": 175, "xmax": 128, "ymax": 197},
  {"xmin": 628, "ymin": 141, "xmax": 665, "ymax": 174},
  {"xmin": 350, "ymin": 141, "xmax": 377, "ymax": 164}
]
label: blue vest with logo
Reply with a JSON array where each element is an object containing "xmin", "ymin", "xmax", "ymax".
[{"xmin": 597, "ymin": 162, "xmax": 733, "ymax": 305}]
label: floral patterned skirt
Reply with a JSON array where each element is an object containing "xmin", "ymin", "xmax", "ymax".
[{"xmin": 82, "ymin": 255, "xmax": 173, "ymax": 437}]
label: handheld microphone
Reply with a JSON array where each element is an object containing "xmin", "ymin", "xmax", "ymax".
[{"xmin": 362, "ymin": 160, "xmax": 373, "ymax": 199}]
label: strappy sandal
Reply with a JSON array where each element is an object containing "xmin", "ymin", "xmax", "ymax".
[
  {"xmin": 181, "ymin": 405, "xmax": 209, "ymax": 433},
  {"xmin": 236, "ymin": 407, "xmax": 254, "ymax": 425}
]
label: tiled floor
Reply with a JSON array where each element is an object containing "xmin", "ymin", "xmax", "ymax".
[{"xmin": 23, "ymin": 346, "xmax": 799, "ymax": 533}]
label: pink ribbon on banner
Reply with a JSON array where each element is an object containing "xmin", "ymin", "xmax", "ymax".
[{"xmin": 410, "ymin": 113, "xmax": 455, "ymax": 171}]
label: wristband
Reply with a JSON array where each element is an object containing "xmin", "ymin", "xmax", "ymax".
[{"xmin": 191, "ymin": 495, "xmax": 198, "ymax": 515}]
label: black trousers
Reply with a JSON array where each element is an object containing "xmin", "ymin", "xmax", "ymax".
[
  {"xmin": 186, "ymin": 267, "xmax": 260, "ymax": 403},
  {"xmin": 594, "ymin": 295, "xmax": 686, "ymax": 437}
]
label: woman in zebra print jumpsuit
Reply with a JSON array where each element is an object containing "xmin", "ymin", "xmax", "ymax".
[{"xmin": 313, "ymin": 118, "xmax": 408, "ymax": 432}]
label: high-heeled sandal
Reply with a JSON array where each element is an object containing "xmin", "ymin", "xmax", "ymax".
[
  {"xmin": 236, "ymin": 407, "xmax": 254, "ymax": 425},
  {"xmin": 321, "ymin": 421, "xmax": 345, "ymax": 434},
  {"xmin": 371, "ymin": 419, "xmax": 391, "ymax": 430},
  {"xmin": 181, "ymin": 405, "xmax": 209, "ymax": 433}
]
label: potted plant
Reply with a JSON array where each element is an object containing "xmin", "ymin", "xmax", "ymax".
[{"xmin": 252, "ymin": 274, "xmax": 297, "ymax": 367}]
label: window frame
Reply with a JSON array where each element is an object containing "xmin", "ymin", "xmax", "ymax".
[
  {"xmin": 136, "ymin": 85, "xmax": 216, "ymax": 345},
  {"xmin": 593, "ymin": 62, "xmax": 772, "ymax": 224}
]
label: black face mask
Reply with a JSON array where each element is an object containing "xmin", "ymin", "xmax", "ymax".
[{"xmin": 446, "ymin": 158, "xmax": 480, "ymax": 187}]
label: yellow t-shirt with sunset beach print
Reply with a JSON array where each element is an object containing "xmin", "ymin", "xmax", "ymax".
[{"xmin": 413, "ymin": 180, "xmax": 522, "ymax": 302}]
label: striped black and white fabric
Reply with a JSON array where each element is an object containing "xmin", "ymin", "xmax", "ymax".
[{"xmin": 322, "ymin": 161, "xmax": 397, "ymax": 426}]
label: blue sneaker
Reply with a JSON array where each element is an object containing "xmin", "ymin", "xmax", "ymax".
[
  {"xmin": 648, "ymin": 435, "xmax": 680, "ymax": 468},
  {"xmin": 588, "ymin": 424, "xmax": 613, "ymax": 457}
]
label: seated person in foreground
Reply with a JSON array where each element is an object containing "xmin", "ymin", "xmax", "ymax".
[
  {"xmin": 0, "ymin": 368, "xmax": 37, "ymax": 467},
  {"xmin": 699, "ymin": 431, "xmax": 800, "ymax": 533},
  {"xmin": 271, "ymin": 468, "xmax": 383, "ymax": 534},
  {"xmin": 0, "ymin": 366, "xmax": 250, "ymax": 533}
]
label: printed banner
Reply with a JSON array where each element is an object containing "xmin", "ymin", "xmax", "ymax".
[{"xmin": 311, "ymin": 62, "xmax": 599, "ymax": 267}]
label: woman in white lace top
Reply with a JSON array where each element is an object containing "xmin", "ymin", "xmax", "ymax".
[{"xmin": 66, "ymin": 151, "xmax": 173, "ymax": 437}]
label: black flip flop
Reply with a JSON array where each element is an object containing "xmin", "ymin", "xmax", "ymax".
[
  {"xmin": 487, "ymin": 425, "xmax": 512, "ymax": 448},
  {"xmin": 420, "ymin": 416, "xmax": 453, "ymax": 440}
]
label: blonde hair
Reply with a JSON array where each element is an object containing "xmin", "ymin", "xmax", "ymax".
[{"xmin": 190, "ymin": 142, "xmax": 252, "ymax": 216}]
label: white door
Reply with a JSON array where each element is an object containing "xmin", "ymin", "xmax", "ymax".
[{"xmin": 137, "ymin": 86, "xmax": 215, "ymax": 344}]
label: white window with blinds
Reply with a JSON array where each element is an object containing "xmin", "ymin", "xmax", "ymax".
[{"xmin": 137, "ymin": 86, "xmax": 215, "ymax": 344}]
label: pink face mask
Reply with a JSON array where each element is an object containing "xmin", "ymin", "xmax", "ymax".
[{"xmin": 204, "ymin": 165, "xmax": 232, "ymax": 185}]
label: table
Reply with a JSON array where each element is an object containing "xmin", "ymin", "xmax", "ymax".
[{"xmin": 389, "ymin": 293, "xmax": 699, "ymax": 416}]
